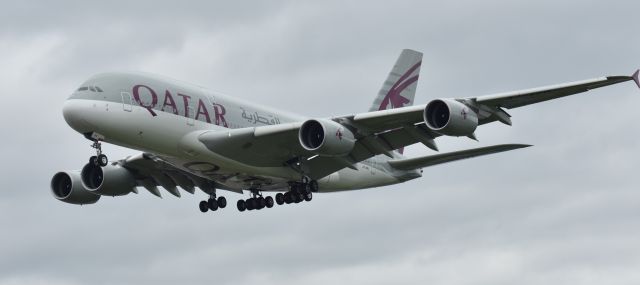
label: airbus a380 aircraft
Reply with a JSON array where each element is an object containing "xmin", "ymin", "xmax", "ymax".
[{"xmin": 51, "ymin": 49, "xmax": 639, "ymax": 213}]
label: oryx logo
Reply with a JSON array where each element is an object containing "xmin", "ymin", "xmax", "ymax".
[
  {"xmin": 378, "ymin": 61, "xmax": 421, "ymax": 110},
  {"xmin": 336, "ymin": 128, "xmax": 343, "ymax": 140},
  {"xmin": 183, "ymin": 161, "xmax": 220, "ymax": 176},
  {"xmin": 461, "ymin": 108, "xmax": 468, "ymax": 120}
]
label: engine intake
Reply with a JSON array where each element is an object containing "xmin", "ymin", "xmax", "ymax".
[
  {"xmin": 50, "ymin": 171, "xmax": 100, "ymax": 205},
  {"xmin": 424, "ymin": 99, "xmax": 478, "ymax": 136},
  {"xmin": 299, "ymin": 119, "xmax": 355, "ymax": 156},
  {"xmin": 81, "ymin": 163, "xmax": 137, "ymax": 196}
]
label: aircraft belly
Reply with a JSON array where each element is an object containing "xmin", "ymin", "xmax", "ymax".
[{"xmin": 318, "ymin": 164, "xmax": 400, "ymax": 192}]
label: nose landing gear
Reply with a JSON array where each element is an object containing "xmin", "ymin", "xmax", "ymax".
[{"xmin": 89, "ymin": 140, "xmax": 108, "ymax": 167}]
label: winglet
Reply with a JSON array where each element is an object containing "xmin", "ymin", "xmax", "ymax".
[{"xmin": 632, "ymin": 69, "xmax": 640, "ymax": 89}]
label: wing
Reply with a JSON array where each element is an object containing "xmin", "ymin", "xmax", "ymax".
[
  {"xmin": 195, "ymin": 70, "xmax": 638, "ymax": 179},
  {"xmin": 117, "ymin": 153, "xmax": 241, "ymax": 198},
  {"xmin": 387, "ymin": 144, "xmax": 531, "ymax": 170}
]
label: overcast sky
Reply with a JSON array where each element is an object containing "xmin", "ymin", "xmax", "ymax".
[{"xmin": 1, "ymin": 0, "xmax": 639, "ymax": 284}]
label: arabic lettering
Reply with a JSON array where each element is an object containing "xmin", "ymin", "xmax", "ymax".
[{"xmin": 240, "ymin": 108, "xmax": 281, "ymax": 125}]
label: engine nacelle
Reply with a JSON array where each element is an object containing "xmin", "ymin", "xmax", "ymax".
[
  {"xmin": 81, "ymin": 163, "xmax": 137, "ymax": 196},
  {"xmin": 424, "ymin": 99, "xmax": 478, "ymax": 136},
  {"xmin": 50, "ymin": 171, "xmax": 100, "ymax": 205},
  {"xmin": 299, "ymin": 119, "xmax": 355, "ymax": 156}
]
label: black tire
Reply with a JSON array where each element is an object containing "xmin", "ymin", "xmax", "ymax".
[
  {"xmin": 309, "ymin": 180, "xmax": 319, "ymax": 192},
  {"xmin": 284, "ymin": 192, "xmax": 293, "ymax": 204},
  {"xmin": 97, "ymin": 154, "xmax": 108, "ymax": 167},
  {"xmin": 199, "ymin": 201, "xmax": 209, "ymax": 213},
  {"xmin": 217, "ymin": 196, "xmax": 227, "ymax": 208},
  {"xmin": 208, "ymin": 198, "xmax": 218, "ymax": 211},
  {"xmin": 257, "ymin": 197, "xmax": 266, "ymax": 209},
  {"xmin": 246, "ymin": 198, "xmax": 256, "ymax": 210},
  {"xmin": 304, "ymin": 191, "xmax": 312, "ymax": 202},
  {"xmin": 90, "ymin": 156, "xmax": 99, "ymax": 166},
  {"xmin": 275, "ymin": 193, "xmax": 285, "ymax": 205},
  {"xmin": 237, "ymin": 200, "xmax": 246, "ymax": 212},
  {"xmin": 265, "ymin": 196, "xmax": 274, "ymax": 208}
]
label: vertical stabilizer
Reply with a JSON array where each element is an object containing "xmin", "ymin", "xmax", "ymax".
[
  {"xmin": 369, "ymin": 49, "xmax": 422, "ymax": 112},
  {"xmin": 369, "ymin": 49, "xmax": 422, "ymax": 155}
]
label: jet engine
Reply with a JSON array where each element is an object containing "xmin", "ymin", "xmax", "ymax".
[
  {"xmin": 424, "ymin": 99, "xmax": 478, "ymax": 136},
  {"xmin": 50, "ymin": 171, "xmax": 101, "ymax": 205},
  {"xmin": 81, "ymin": 163, "xmax": 137, "ymax": 196},
  {"xmin": 299, "ymin": 119, "xmax": 355, "ymax": 156}
]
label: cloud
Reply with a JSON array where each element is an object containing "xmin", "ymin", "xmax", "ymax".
[{"xmin": 1, "ymin": 0, "xmax": 639, "ymax": 284}]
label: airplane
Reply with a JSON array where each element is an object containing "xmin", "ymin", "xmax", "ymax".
[{"xmin": 50, "ymin": 49, "xmax": 639, "ymax": 213}]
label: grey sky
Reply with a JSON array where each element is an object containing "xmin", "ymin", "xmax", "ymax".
[{"xmin": 1, "ymin": 0, "xmax": 639, "ymax": 284}]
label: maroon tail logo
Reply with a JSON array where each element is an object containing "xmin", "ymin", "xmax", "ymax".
[
  {"xmin": 378, "ymin": 61, "xmax": 421, "ymax": 111},
  {"xmin": 378, "ymin": 61, "xmax": 421, "ymax": 155}
]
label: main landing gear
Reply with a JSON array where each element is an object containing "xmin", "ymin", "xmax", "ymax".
[
  {"xmin": 198, "ymin": 177, "xmax": 319, "ymax": 213},
  {"xmin": 275, "ymin": 179, "xmax": 316, "ymax": 206},
  {"xmin": 89, "ymin": 140, "xmax": 108, "ymax": 167},
  {"xmin": 238, "ymin": 178, "xmax": 318, "ymax": 212},
  {"xmin": 199, "ymin": 193, "xmax": 227, "ymax": 213},
  {"xmin": 236, "ymin": 190, "xmax": 274, "ymax": 212}
]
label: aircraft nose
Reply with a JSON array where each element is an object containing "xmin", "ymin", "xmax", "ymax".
[{"xmin": 62, "ymin": 99, "xmax": 93, "ymax": 133}]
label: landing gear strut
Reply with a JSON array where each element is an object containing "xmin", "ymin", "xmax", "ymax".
[
  {"xmin": 199, "ymin": 192, "xmax": 227, "ymax": 213},
  {"xmin": 237, "ymin": 190, "xmax": 274, "ymax": 212},
  {"xmin": 89, "ymin": 140, "xmax": 108, "ymax": 167}
]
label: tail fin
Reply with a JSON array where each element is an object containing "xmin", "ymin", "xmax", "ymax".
[
  {"xmin": 369, "ymin": 49, "xmax": 423, "ymax": 112},
  {"xmin": 369, "ymin": 49, "xmax": 422, "ymax": 155}
]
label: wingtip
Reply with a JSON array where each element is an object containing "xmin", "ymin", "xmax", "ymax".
[
  {"xmin": 632, "ymin": 69, "xmax": 640, "ymax": 89},
  {"xmin": 511, "ymin": 143, "xmax": 533, "ymax": 149}
]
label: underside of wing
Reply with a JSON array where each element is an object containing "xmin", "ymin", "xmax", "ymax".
[
  {"xmin": 387, "ymin": 144, "xmax": 531, "ymax": 170},
  {"xmin": 120, "ymin": 153, "xmax": 237, "ymax": 197}
]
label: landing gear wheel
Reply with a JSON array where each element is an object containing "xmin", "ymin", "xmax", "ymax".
[
  {"xmin": 90, "ymin": 156, "xmax": 98, "ymax": 166},
  {"xmin": 246, "ymin": 198, "xmax": 256, "ymax": 210},
  {"xmin": 217, "ymin": 196, "xmax": 227, "ymax": 208},
  {"xmin": 309, "ymin": 180, "xmax": 319, "ymax": 192},
  {"xmin": 294, "ymin": 193, "xmax": 302, "ymax": 203},
  {"xmin": 237, "ymin": 200, "xmax": 246, "ymax": 212},
  {"xmin": 284, "ymin": 192, "xmax": 293, "ymax": 204},
  {"xmin": 257, "ymin": 197, "xmax": 266, "ymax": 209},
  {"xmin": 304, "ymin": 191, "xmax": 313, "ymax": 202},
  {"xmin": 275, "ymin": 193, "xmax": 285, "ymax": 205},
  {"xmin": 97, "ymin": 154, "xmax": 108, "ymax": 167},
  {"xmin": 265, "ymin": 196, "xmax": 274, "ymax": 208},
  {"xmin": 208, "ymin": 198, "xmax": 218, "ymax": 211},
  {"xmin": 199, "ymin": 201, "xmax": 209, "ymax": 213}
]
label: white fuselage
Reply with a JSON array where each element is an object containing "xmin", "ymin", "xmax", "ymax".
[{"xmin": 62, "ymin": 72, "xmax": 416, "ymax": 193}]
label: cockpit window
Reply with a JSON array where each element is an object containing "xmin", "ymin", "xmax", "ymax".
[{"xmin": 76, "ymin": 86, "xmax": 104, "ymax": 92}]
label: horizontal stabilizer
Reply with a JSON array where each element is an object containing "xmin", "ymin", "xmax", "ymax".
[{"xmin": 387, "ymin": 144, "xmax": 531, "ymax": 170}]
